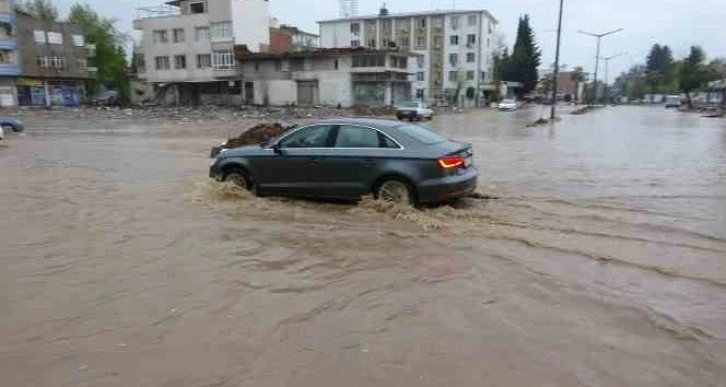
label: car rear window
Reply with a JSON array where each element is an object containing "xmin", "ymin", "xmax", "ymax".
[
  {"xmin": 401, "ymin": 102, "xmax": 419, "ymax": 108},
  {"xmin": 397, "ymin": 124, "xmax": 446, "ymax": 144}
]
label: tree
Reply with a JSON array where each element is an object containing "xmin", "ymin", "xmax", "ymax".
[
  {"xmin": 678, "ymin": 46, "xmax": 710, "ymax": 109},
  {"xmin": 570, "ymin": 66, "xmax": 587, "ymax": 103},
  {"xmin": 508, "ymin": 15, "xmax": 541, "ymax": 97},
  {"xmin": 69, "ymin": 3, "xmax": 130, "ymax": 104},
  {"xmin": 645, "ymin": 44, "xmax": 674, "ymax": 94},
  {"xmin": 614, "ymin": 65, "xmax": 647, "ymax": 102},
  {"xmin": 13, "ymin": 0, "xmax": 58, "ymax": 20}
]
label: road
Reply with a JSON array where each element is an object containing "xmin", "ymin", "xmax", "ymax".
[{"xmin": 1, "ymin": 106, "xmax": 725, "ymax": 386}]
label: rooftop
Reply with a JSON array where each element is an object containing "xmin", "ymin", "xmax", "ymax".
[
  {"xmin": 234, "ymin": 46, "xmax": 415, "ymax": 60},
  {"xmin": 318, "ymin": 9, "xmax": 498, "ymax": 24}
]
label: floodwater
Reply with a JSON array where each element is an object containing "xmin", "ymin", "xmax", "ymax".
[{"xmin": 1, "ymin": 106, "xmax": 725, "ymax": 386}]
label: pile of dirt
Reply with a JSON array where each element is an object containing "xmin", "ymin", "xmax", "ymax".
[
  {"xmin": 351, "ymin": 104, "xmax": 396, "ymax": 117},
  {"xmin": 211, "ymin": 122, "xmax": 294, "ymax": 157}
]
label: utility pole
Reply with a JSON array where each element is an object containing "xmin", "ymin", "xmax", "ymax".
[
  {"xmin": 601, "ymin": 52, "xmax": 626, "ymax": 103},
  {"xmin": 550, "ymin": 0, "xmax": 564, "ymax": 119},
  {"xmin": 578, "ymin": 28, "xmax": 623, "ymax": 104}
]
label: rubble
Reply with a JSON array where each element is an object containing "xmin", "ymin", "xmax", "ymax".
[{"xmin": 210, "ymin": 122, "xmax": 295, "ymax": 157}]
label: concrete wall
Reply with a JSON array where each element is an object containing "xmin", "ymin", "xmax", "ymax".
[
  {"xmin": 320, "ymin": 22, "xmax": 351, "ymax": 48},
  {"xmin": 231, "ymin": 0, "xmax": 269, "ymax": 52}
]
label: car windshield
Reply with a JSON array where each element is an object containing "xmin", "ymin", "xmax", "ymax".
[
  {"xmin": 502, "ymin": 99, "xmax": 515, "ymax": 104},
  {"xmin": 401, "ymin": 102, "xmax": 420, "ymax": 108},
  {"xmin": 397, "ymin": 124, "xmax": 446, "ymax": 144}
]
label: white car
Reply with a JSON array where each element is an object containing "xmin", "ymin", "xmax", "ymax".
[
  {"xmin": 396, "ymin": 101, "xmax": 434, "ymax": 121},
  {"xmin": 498, "ymin": 99, "xmax": 517, "ymax": 111},
  {"xmin": 0, "ymin": 126, "xmax": 3, "ymax": 141}
]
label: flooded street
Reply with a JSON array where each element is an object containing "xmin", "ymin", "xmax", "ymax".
[{"xmin": 1, "ymin": 106, "xmax": 725, "ymax": 386}]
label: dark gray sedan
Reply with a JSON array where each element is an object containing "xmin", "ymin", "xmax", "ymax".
[{"xmin": 209, "ymin": 118, "xmax": 477, "ymax": 204}]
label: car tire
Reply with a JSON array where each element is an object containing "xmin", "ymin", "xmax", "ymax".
[
  {"xmin": 223, "ymin": 168, "xmax": 254, "ymax": 191},
  {"xmin": 374, "ymin": 178, "xmax": 415, "ymax": 206}
]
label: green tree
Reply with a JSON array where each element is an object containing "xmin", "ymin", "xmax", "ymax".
[
  {"xmin": 678, "ymin": 46, "xmax": 710, "ymax": 109},
  {"xmin": 13, "ymin": 0, "xmax": 58, "ymax": 20},
  {"xmin": 645, "ymin": 44, "xmax": 674, "ymax": 94},
  {"xmin": 614, "ymin": 65, "xmax": 647, "ymax": 102},
  {"xmin": 508, "ymin": 15, "xmax": 541, "ymax": 97},
  {"xmin": 570, "ymin": 66, "xmax": 587, "ymax": 103},
  {"xmin": 69, "ymin": 3, "xmax": 129, "ymax": 104}
]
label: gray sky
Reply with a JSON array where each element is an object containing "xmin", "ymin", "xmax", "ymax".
[{"xmin": 51, "ymin": 0, "xmax": 726, "ymax": 80}]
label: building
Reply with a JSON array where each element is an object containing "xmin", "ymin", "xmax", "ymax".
[
  {"xmin": 318, "ymin": 7, "xmax": 498, "ymax": 106},
  {"xmin": 267, "ymin": 23, "xmax": 319, "ymax": 53},
  {"xmin": 134, "ymin": 0, "xmax": 270, "ymax": 105},
  {"xmin": 538, "ymin": 70, "xmax": 586, "ymax": 102},
  {"xmin": 15, "ymin": 11, "xmax": 93, "ymax": 106},
  {"xmin": 0, "ymin": 0, "xmax": 20, "ymax": 106},
  {"xmin": 236, "ymin": 47, "xmax": 412, "ymax": 107}
]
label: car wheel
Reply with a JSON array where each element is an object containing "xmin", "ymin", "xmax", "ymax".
[
  {"xmin": 223, "ymin": 168, "xmax": 253, "ymax": 191},
  {"xmin": 375, "ymin": 178, "xmax": 414, "ymax": 206}
]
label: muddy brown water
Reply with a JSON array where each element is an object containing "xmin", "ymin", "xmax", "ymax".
[{"xmin": 1, "ymin": 106, "xmax": 725, "ymax": 386}]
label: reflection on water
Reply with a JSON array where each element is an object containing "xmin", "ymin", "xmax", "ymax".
[{"xmin": 1, "ymin": 106, "xmax": 725, "ymax": 386}]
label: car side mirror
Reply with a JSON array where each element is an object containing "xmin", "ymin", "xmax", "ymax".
[{"xmin": 271, "ymin": 143, "xmax": 283, "ymax": 154}]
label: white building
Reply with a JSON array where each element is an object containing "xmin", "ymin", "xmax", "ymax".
[
  {"xmin": 318, "ymin": 8, "xmax": 498, "ymax": 106},
  {"xmin": 133, "ymin": 0, "xmax": 270, "ymax": 104},
  {"xmin": 238, "ymin": 48, "xmax": 412, "ymax": 107}
]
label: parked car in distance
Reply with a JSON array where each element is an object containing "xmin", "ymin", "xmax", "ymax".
[
  {"xmin": 396, "ymin": 101, "xmax": 434, "ymax": 121},
  {"xmin": 498, "ymin": 99, "xmax": 517, "ymax": 111},
  {"xmin": 0, "ymin": 117, "xmax": 24, "ymax": 133},
  {"xmin": 665, "ymin": 95, "xmax": 682, "ymax": 108},
  {"xmin": 210, "ymin": 118, "xmax": 477, "ymax": 205}
]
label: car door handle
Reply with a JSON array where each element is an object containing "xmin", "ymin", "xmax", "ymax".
[{"xmin": 362, "ymin": 159, "xmax": 376, "ymax": 168}]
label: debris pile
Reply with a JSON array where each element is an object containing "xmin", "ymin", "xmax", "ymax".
[{"xmin": 211, "ymin": 122, "xmax": 294, "ymax": 157}]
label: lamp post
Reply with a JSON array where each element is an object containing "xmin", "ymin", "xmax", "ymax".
[
  {"xmin": 550, "ymin": 0, "xmax": 564, "ymax": 119},
  {"xmin": 577, "ymin": 28, "xmax": 623, "ymax": 104},
  {"xmin": 601, "ymin": 52, "xmax": 626, "ymax": 102}
]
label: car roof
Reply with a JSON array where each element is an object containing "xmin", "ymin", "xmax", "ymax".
[{"xmin": 314, "ymin": 117, "xmax": 406, "ymax": 129}]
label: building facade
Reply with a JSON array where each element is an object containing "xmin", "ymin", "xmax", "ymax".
[
  {"xmin": 267, "ymin": 24, "xmax": 319, "ymax": 53},
  {"xmin": 318, "ymin": 9, "xmax": 498, "ymax": 106},
  {"xmin": 237, "ymin": 48, "xmax": 411, "ymax": 107},
  {"xmin": 134, "ymin": 0, "xmax": 270, "ymax": 105},
  {"xmin": 0, "ymin": 0, "xmax": 20, "ymax": 106},
  {"xmin": 15, "ymin": 11, "xmax": 93, "ymax": 106}
]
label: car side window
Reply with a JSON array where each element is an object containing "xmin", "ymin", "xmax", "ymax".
[
  {"xmin": 335, "ymin": 126, "xmax": 394, "ymax": 148},
  {"xmin": 279, "ymin": 125, "xmax": 333, "ymax": 148}
]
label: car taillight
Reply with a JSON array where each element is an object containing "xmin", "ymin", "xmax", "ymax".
[{"xmin": 438, "ymin": 155, "xmax": 465, "ymax": 169}]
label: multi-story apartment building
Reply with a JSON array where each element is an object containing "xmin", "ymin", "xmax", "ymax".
[
  {"xmin": 0, "ymin": 0, "xmax": 20, "ymax": 106},
  {"xmin": 134, "ymin": 0, "xmax": 270, "ymax": 105},
  {"xmin": 16, "ymin": 11, "xmax": 94, "ymax": 106},
  {"xmin": 318, "ymin": 8, "xmax": 498, "ymax": 106}
]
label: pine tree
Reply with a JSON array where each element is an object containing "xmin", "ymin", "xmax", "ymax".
[{"xmin": 509, "ymin": 15, "xmax": 541, "ymax": 97}]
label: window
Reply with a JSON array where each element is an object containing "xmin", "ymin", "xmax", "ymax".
[
  {"xmin": 196, "ymin": 54, "xmax": 211, "ymax": 68},
  {"xmin": 467, "ymin": 53, "xmax": 476, "ymax": 63},
  {"xmin": 189, "ymin": 1, "xmax": 205, "ymax": 14},
  {"xmin": 350, "ymin": 23, "xmax": 360, "ymax": 34},
  {"xmin": 481, "ymin": 71, "xmax": 487, "ymax": 81},
  {"xmin": 254, "ymin": 62, "xmax": 260, "ymax": 72},
  {"xmin": 416, "ymin": 55, "xmax": 424, "ymax": 68},
  {"xmin": 51, "ymin": 56, "xmax": 65, "ymax": 68},
  {"xmin": 433, "ymin": 36, "xmax": 442, "ymax": 48},
  {"xmin": 466, "ymin": 34, "xmax": 476, "ymax": 46},
  {"xmin": 210, "ymin": 22, "xmax": 232, "ymax": 40},
  {"xmin": 77, "ymin": 58, "xmax": 87, "ymax": 70},
  {"xmin": 334, "ymin": 59, "xmax": 339, "ymax": 70},
  {"xmin": 275, "ymin": 60, "xmax": 282, "ymax": 71},
  {"xmin": 72, "ymin": 34, "xmax": 84, "ymax": 47},
  {"xmin": 367, "ymin": 38, "xmax": 376, "ymax": 48},
  {"xmin": 487, "ymin": 38, "xmax": 490, "ymax": 47},
  {"xmin": 450, "ymin": 35, "xmax": 459, "ymax": 45},
  {"xmin": 466, "ymin": 70, "xmax": 475, "ymax": 80},
  {"xmin": 449, "ymin": 53, "xmax": 458, "ymax": 66},
  {"xmin": 398, "ymin": 37, "xmax": 409, "ymax": 48},
  {"xmin": 449, "ymin": 70, "xmax": 458, "ymax": 82},
  {"xmin": 153, "ymin": 30, "xmax": 168, "ymax": 44},
  {"xmin": 35, "ymin": 55, "xmax": 49, "ymax": 68},
  {"xmin": 416, "ymin": 72, "xmax": 424, "ymax": 81},
  {"xmin": 432, "ymin": 18, "xmax": 443, "ymax": 28},
  {"xmin": 194, "ymin": 27, "xmax": 209, "ymax": 42},
  {"xmin": 398, "ymin": 124, "xmax": 446, "ymax": 144},
  {"xmin": 416, "ymin": 88, "xmax": 425, "ymax": 100},
  {"xmin": 416, "ymin": 18, "xmax": 426, "ymax": 29},
  {"xmin": 451, "ymin": 16, "xmax": 460, "ymax": 30},
  {"xmin": 352, "ymin": 55, "xmax": 385, "ymax": 67},
  {"xmin": 468, "ymin": 15, "xmax": 478, "ymax": 26},
  {"xmin": 280, "ymin": 125, "xmax": 334, "ymax": 148},
  {"xmin": 138, "ymin": 55, "xmax": 146, "ymax": 73},
  {"xmin": 334, "ymin": 126, "xmax": 383, "ymax": 148},
  {"xmin": 351, "ymin": 40, "xmax": 360, "ymax": 47},
  {"xmin": 173, "ymin": 28, "xmax": 185, "ymax": 43},
  {"xmin": 33, "ymin": 30, "xmax": 46, "ymax": 44},
  {"xmin": 47, "ymin": 32, "xmax": 63, "ymax": 45},
  {"xmin": 212, "ymin": 50, "xmax": 234, "ymax": 69},
  {"xmin": 155, "ymin": 56, "xmax": 170, "ymax": 70},
  {"xmin": 390, "ymin": 56, "xmax": 406, "ymax": 69},
  {"xmin": 415, "ymin": 36, "xmax": 426, "ymax": 49},
  {"xmin": 174, "ymin": 55, "xmax": 186, "ymax": 69}
]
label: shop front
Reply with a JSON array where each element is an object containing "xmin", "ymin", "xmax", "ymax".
[{"xmin": 16, "ymin": 78, "xmax": 85, "ymax": 106}]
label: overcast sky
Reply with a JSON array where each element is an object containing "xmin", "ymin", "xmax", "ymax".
[{"xmin": 50, "ymin": 0, "xmax": 726, "ymax": 80}]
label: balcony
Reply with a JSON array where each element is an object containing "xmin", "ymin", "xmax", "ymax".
[
  {"xmin": 134, "ymin": 5, "xmax": 181, "ymax": 30},
  {"xmin": 0, "ymin": 63, "xmax": 20, "ymax": 76}
]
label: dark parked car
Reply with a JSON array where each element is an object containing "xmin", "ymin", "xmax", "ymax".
[
  {"xmin": 0, "ymin": 117, "xmax": 25, "ymax": 133},
  {"xmin": 209, "ymin": 118, "xmax": 477, "ymax": 205}
]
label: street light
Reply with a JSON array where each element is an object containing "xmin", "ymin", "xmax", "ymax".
[
  {"xmin": 578, "ymin": 28, "xmax": 623, "ymax": 104},
  {"xmin": 601, "ymin": 52, "xmax": 627, "ymax": 88},
  {"xmin": 550, "ymin": 0, "xmax": 564, "ymax": 119}
]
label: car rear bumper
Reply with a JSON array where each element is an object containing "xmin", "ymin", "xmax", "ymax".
[{"xmin": 417, "ymin": 168, "xmax": 478, "ymax": 203}]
